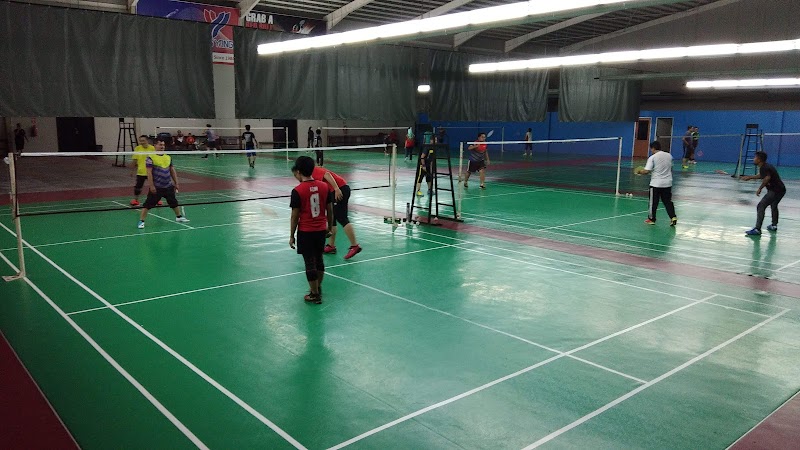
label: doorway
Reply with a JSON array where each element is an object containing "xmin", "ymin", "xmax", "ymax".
[
  {"xmin": 633, "ymin": 118, "xmax": 651, "ymax": 158},
  {"xmin": 655, "ymin": 117, "xmax": 674, "ymax": 154},
  {"xmin": 56, "ymin": 117, "xmax": 96, "ymax": 152},
  {"xmin": 273, "ymin": 119, "xmax": 298, "ymax": 149}
]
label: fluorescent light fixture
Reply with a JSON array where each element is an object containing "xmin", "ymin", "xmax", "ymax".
[
  {"xmin": 258, "ymin": 0, "xmax": 641, "ymax": 55},
  {"xmin": 417, "ymin": 84, "xmax": 431, "ymax": 93},
  {"xmin": 687, "ymin": 78, "xmax": 800, "ymax": 89},
  {"xmin": 469, "ymin": 38, "xmax": 800, "ymax": 73}
]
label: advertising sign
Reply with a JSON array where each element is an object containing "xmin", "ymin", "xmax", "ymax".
[
  {"xmin": 137, "ymin": 0, "xmax": 239, "ymax": 65},
  {"xmin": 244, "ymin": 12, "xmax": 326, "ymax": 36}
]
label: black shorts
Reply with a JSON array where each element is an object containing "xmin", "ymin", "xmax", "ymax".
[
  {"xmin": 207, "ymin": 140, "xmax": 218, "ymax": 149},
  {"xmin": 468, "ymin": 160, "xmax": 486, "ymax": 173},
  {"xmin": 333, "ymin": 185, "xmax": 351, "ymax": 226},
  {"xmin": 296, "ymin": 230, "xmax": 327, "ymax": 255},
  {"xmin": 683, "ymin": 145, "xmax": 693, "ymax": 159},
  {"xmin": 134, "ymin": 175, "xmax": 147, "ymax": 192},
  {"xmin": 143, "ymin": 186, "xmax": 179, "ymax": 209},
  {"xmin": 417, "ymin": 164, "xmax": 432, "ymax": 183}
]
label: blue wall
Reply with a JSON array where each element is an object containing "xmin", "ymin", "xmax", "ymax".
[{"xmin": 431, "ymin": 110, "xmax": 800, "ymax": 165}]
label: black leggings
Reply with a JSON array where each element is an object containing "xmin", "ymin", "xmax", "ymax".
[
  {"xmin": 648, "ymin": 186, "xmax": 676, "ymax": 221},
  {"xmin": 756, "ymin": 190, "xmax": 785, "ymax": 230},
  {"xmin": 315, "ymin": 150, "xmax": 324, "ymax": 166},
  {"xmin": 302, "ymin": 252, "xmax": 325, "ymax": 281},
  {"xmin": 333, "ymin": 185, "xmax": 351, "ymax": 227},
  {"xmin": 134, "ymin": 175, "xmax": 147, "ymax": 196}
]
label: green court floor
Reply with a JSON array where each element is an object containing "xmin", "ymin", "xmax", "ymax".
[{"xmin": 1, "ymin": 150, "xmax": 799, "ymax": 449}]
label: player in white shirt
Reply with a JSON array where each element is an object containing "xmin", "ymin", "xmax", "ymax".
[{"xmin": 636, "ymin": 141, "xmax": 677, "ymax": 226}]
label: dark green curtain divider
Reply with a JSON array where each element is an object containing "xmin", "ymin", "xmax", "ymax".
[
  {"xmin": 0, "ymin": 2, "xmax": 214, "ymax": 117},
  {"xmin": 235, "ymin": 27, "xmax": 416, "ymax": 121},
  {"xmin": 558, "ymin": 67, "xmax": 642, "ymax": 122},
  {"xmin": 430, "ymin": 50, "xmax": 548, "ymax": 122}
]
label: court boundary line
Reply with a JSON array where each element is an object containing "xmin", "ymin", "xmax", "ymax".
[
  {"xmin": 0, "ymin": 252, "xmax": 209, "ymax": 450},
  {"xmin": 65, "ymin": 242, "xmax": 453, "ymax": 316},
  {"xmin": 355, "ymin": 222, "xmax": 777, "ymax": 318},
  {"xmin": 358, "ymin": 218, "xmax": 791, "ymax": 312},
  {"xmin": 521, "ymin": 308, "xmax": 790, "ymax": 449},
  {"xmin": 726, "ymin": 389, "xmax": 800, "ymax": 449},
  {"xmin": 460, "ymin": 211, "xmax": 790, "ymax": 270},
  {"xmin": 325, "ymin": 293, "xmax": 724, "ymax": 449},
  {"xmin": 0, "ymin": 223, "xmax": 308, "ymax": 450},
  {"xmin": 111, "ymin": 200, "xmax": 194, "ymax": 229},
  {"xmin": 0, "ymin": 217, "xmax": 287, "ymax": 252},
  {"xmin": 325, "ymin": 272, "xmax": 651, "ymax": 385},
  {"xmin": 776, "ymin": 259, "xmax": 800, "ymax": 272}
]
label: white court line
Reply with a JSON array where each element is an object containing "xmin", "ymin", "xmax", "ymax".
[
  {"xmin": 359, "ymin": 218, "xmax": 790, "ymax": 312},
  {"xmin": 0, "ymin": 252, "xmax": 209, "ymax": 449},
  {"xmin": 112, "ymin": 201, "xmax": 194, "ymax": 229},
  {"xmin": 459, "ymin": 187, "xmax": 553, "ymax": 200},
  {"xmin": 356, "ymin": 222, "xmax": 775, "ymax": 318},
  {"xmin": 0, "ymin": 223, "xmax": 307, "ymax": 450},
  {"xmin": 726, "ymin": 390, "xmax": 800, "ymax": 449},
  {"xmin": 66, "ymin": 242, "xmax": 453, "ymax": 316},
  {"xmin": 326, "ymin": 272, "xmax": 649, "ymax": 385},
  {"xmin": 462, "ymin": 212, "xmax": 784, "ymax": 269},
  {"xmin": 0, "ymin": 217, "xmax": 286, "ymax": 252},
  {"xmin": 327, "ymin": 292, "xmax": 722, "ymax": 449},
  {"xmin": 776, "ymin": 259, "xmax": 800, "ymax": 272},
  {"xmin": 521, "ymin": 308, "xmax": 790, "ymax": 449}
]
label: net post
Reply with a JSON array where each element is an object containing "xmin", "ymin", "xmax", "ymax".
[
  {"xmin": 615, "ymin": 137, "xmax": 623, "ymax": 196},
  {"xmin": 285, "ymin": 127, "xmax": 289, "ymax": 160},
  {"xmin": 391, "ymin": 144, "xmax": 398, "ymax": 227},
  {"xmin": 501, "ymin": 127, "xmax": 505, "ymax": 155},
  {"xmin": 457, "ymin": 142, "xmax": 464, "ymax": 218},
  {"xmin": 3, "ymin": 154, "xmax": 26, "ymax": 281}
]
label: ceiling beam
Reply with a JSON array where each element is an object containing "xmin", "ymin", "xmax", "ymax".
[
  {"xmin": 238, "ymin": 0, "xmax": 261, "ymax": 25},
  {"xmin": 599, "ymin": 68, "xmax": 800, "ymax": 81},
  {"xmin": 325, "ymin": 0, "xmax": 376, "ymax": 30},
  {"xmin": 504, "ymin": 13, "xmax": 604, "ymax": 53},
  {"xmin": 415, "ymin": 0, "xmax": 474, "ymax": 19},
  {"xmin": 453, "ymin": 30, "xmax": 482, "ymax": 48},
  {"xmin": 561, "ymin": 0, "xmax": 747, "ymax": 54}
]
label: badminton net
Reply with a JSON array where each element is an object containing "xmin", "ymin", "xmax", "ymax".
[{"xmin": 1, "ymin": 144, "xmax": 397, "ymax": 217}]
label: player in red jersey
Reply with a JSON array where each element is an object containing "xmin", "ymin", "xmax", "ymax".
[
  {"xmin": 312, "ymin": 166, "xmax": 362, "ymax": 260},
  {"xmin": 290, "ymin": 156, "xmax": 334, "ymax": 304}
]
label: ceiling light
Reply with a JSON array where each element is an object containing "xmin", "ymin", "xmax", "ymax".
[
  {"xmin": 687, "ymin": 78, "xmax": 800, "ymax": 89},
  {"xmin": 258, "ymin": 0, "xmax": 645, "ymax": 55},
  {"xmin": 469, "ymin": 38, "xmax": 800, "ymax": 73},
  {"xmin": 417, "ymin": 84, "xmax": 431, "ymax": 93}
]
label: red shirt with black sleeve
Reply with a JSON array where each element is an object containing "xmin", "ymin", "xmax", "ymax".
[{"xmin": 290, "ymin": 180, "xmax": 331, "ymax": 232}]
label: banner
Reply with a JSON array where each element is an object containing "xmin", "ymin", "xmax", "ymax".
[
  {"xmin": 137, "ymin": 0, "xmax": 239, "ymax": 65},
  {"xmin": 244, "ymin": 12, "xmax": 326, "ymax": 36}
]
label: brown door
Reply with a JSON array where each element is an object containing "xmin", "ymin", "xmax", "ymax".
[{"xmin": 633, "ymin": 118, "xmax": 651, "ymax": 158}]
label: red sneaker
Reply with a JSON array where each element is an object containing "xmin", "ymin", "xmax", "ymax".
[
  {"xmin": 323, "ymin": 244, "xmax": 337, "ymax": 254},
  {"xmin": 129, "ymin": 199, "xmax": 139, "ymax": 206},
  {"xmin": 157, "ymin": 201, "xmax": 163, "ymax": 206},
  {"xmin": 644, "ymin": 219, "xmax": 656, "ymax": 225},
  {"xmin": 344, "ymin": 245, "xmax": 362, "ymax": 260}
]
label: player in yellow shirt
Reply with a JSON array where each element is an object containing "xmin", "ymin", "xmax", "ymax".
[{"xmin": 130, "ymin": 135, "xmax": 154, "ymax": 206}]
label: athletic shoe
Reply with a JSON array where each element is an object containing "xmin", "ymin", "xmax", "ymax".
[
  {"xmin": 2, "ymin": 156, "xmax": 8, "ymax": 165},
  {"xmin": 157, "ymin": 201, "xmax": 163, "ymax": 206},
  {"xmin": 304, "ymin": 292, "xmax": 322, "ymax": 304},
  {"xmin": 766, "ymin": 225, "xmax": 778, "ymax": 232},
  {"xmin": 682, "ymin": 165, "xmax": 689, "ymax": 169},
  {"xmin": 130, "ymin": 199, "xmax": 140, "ymax": 206},
  {"xmin": 644, "ymin": 219, "xmax": 656, "ymax": 225},
  {"xmin": 690, "ymin": 160, "xmax": 697, "ymax": 164},
  {"xmin": 323, "ymin": 244, "xmax": 337, "ymax": 254},
  {"xmin": 137, "ymin": 220, "xmax": 145, "ymax": 229},
  {"xmin": 344, "ymin": 245, "xmax": 362, "ymax": 260},
  {"xmin": 176, "ymin": 216, "xmax": 190, "ymax": 223},
  {"xmin": 417, "ymin": 190, "xmax": 423, "ymax": 196},
  {"xmin": 463, "ymin": 182, "xmax": 468, "ymax": 188},
  {"xmin": 670, "ymin": 217, "xmax": 678, "ymax": 227},
  {"xmin": 427, "ymin": 190, "xmax": 432, "ymax": 197},
  {"xmin": 480, "ymin": 184, "xmax": 486, "ymax": 190},
  {"xmin": 745, "ymin": 228, "xmax": 761, "ymax": 236}
]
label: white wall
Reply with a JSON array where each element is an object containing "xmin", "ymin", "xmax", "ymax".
[{"xmin": 6, "ymin": 117, "xmax": 58, "ymax": 152}]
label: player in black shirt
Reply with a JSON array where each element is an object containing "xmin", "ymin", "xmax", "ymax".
[
  {"xmin": 241, "ymin": 125, "xmax": 259, "ymax": 168},
  {"xmin": 741, "ymin": 151, "xmax": 787, "ymax": 236}
]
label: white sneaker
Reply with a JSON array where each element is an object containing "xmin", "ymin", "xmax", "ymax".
[
  {"xmin": 2, "ymin": 157, "xmax": 8, "ymax": 165},
  {"xmin": 137, "ymin": 221, "xmax": 145, "ymax": 229},
  {"xmin": 176, "ymin": 216, "xmax": 190, "ymax": 223}
]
